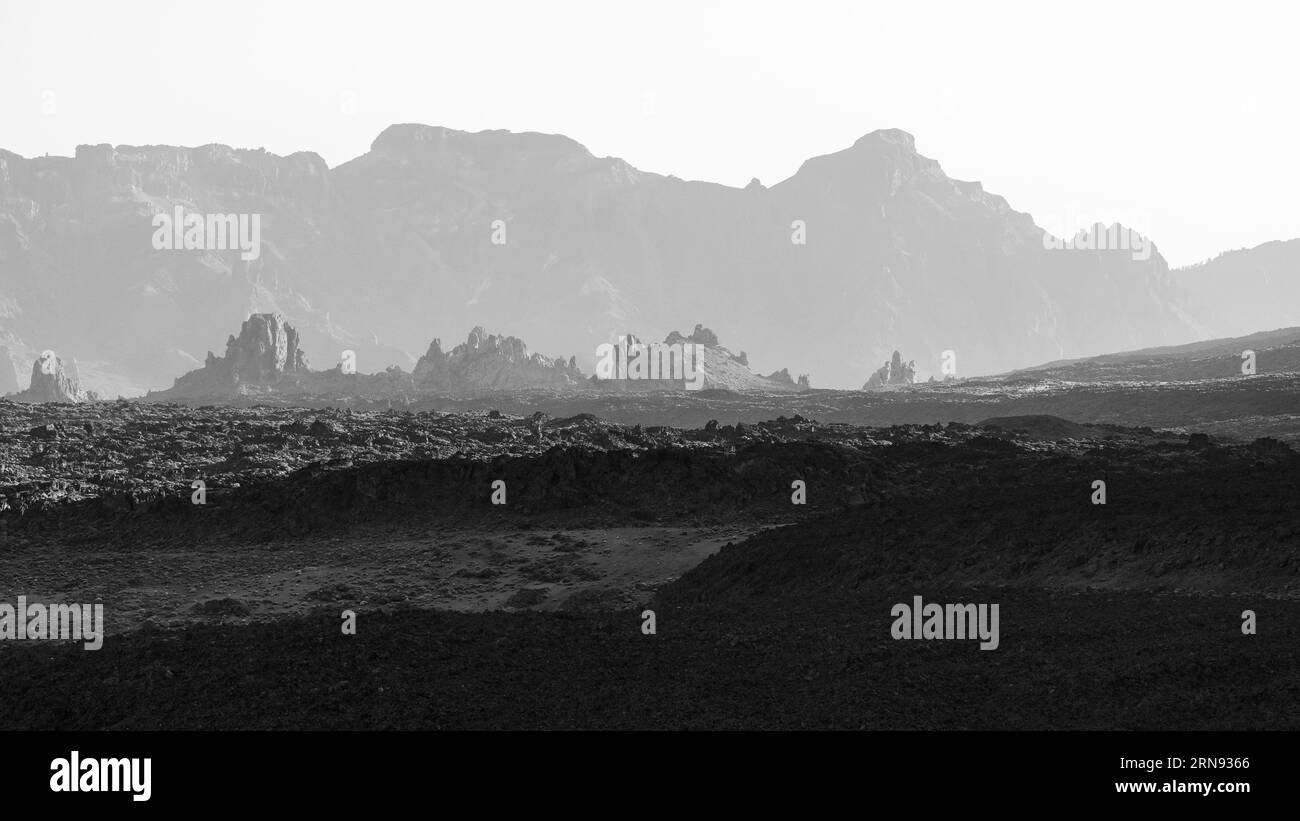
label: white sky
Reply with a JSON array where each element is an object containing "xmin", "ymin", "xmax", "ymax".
[{"xmin": 3, "ymin": 0, "xmax": 1296, "ymax": 267}]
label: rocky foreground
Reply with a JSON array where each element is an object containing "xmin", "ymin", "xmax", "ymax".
[
  {"xmin": 4, "ymin": 589, "xmax": 1293, "ymax": 730},
  {"xmin": 2, "ymin": 402, "xmax": 1298, "ymax": 730},
  {"xmin": 9, "ymin": 400, "xmax": 1278, "ymax": 526}
]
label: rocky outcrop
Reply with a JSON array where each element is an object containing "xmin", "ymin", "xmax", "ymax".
[
  {"xmin": 766, "ymin": 368, "xmax": 812, "ymax": 390},
  {"xmin": 223, "ymin": 313, "xmax": 310, "ymax": 384},
  {"xmin": 670, "ymin": 325, "xmax": 808, "ymax": 392},
  {"xmin": 153, "ymin": 316, "xmax": 582, "ymax": 400},
  {"xmin": 11, "ymin": 351, "xmax": 97, "ymax": 403},
  {"xmin": 664, "ymin": 324, "xmax": 720, "ymax": 348},
  {"xmin": 862, "ymin": 351, "xmax": 916, "ymax": 390},
  {"xmin": 412, "ymin": 327, "xmax": 584, "ymax": 392},
  {"xmin": 599, "ymin": 325, "xmax": 807, "ymax": 393},
  {"xmin": 155, "ymin": 313, "xmax": 316, "ymax": 397}
]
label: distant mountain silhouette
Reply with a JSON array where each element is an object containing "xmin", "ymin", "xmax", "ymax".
[
  {"xmin": 0, "ymin": 125, "xmax": 1287, "ymax": 394},
  {"xmin": 1173, "ymin": 239, "xmax": 1300, "ymax": 340}
]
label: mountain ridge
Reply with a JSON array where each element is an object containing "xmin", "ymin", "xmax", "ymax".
[{"xmin": 1, "ymin": 124, "xmax": 1291, "ymax": 395}]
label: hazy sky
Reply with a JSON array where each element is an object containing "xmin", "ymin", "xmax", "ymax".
[{"xmin": 3, "ymin": 0, "xmax": 1295, "ymax": 267}]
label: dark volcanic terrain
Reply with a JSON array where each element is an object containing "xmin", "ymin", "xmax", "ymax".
[{"xmin": 1, "ymin": 401, "xmax": 1297, "ymax": 729}]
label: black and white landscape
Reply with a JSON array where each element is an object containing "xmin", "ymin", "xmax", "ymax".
[{"xmin": 1, "ymin": 2, "xmax": 1297, "ymax": 748}]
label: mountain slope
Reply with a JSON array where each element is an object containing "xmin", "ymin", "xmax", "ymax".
[
  {"xmin": 1173, "ymin": 239, "xmax": 1300, "ymax": 338},
  {"xmin": 1005, "ymin": 325, "xmax": 1300, "ymax": 382}
]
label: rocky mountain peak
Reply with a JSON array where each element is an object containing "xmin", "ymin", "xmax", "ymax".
[
  {"xmin": 766, "ymin": 368, "xmax": 812, "ymax": 390},
  {"xmin": 12, "ymin": 351, "xmax": 96, "ymax": 403},
  {"xmin": 222, "ymin": 313, "xmax": 309, "ymax": 384},
  {"xmin": 663, "ymin": 324, "xmax": 720, "ymax": 347},
  {"xmin": 412, "ymin": 326, "xmax": 583, "ymax": 391},
  {"xmin": 627, "ymin": 324, "xmax": 808, "ymax": 393},
  {"xmin": 165, "ymin": 313, "xmax": 310, "ymax": 396},
  {"xmin": 863, "ymin": 350, "xmax": 916, "ymax": 390},
  {"xmin": 367, "ymin": 124, "xmax": 594, "ymax": 171},
  {"xmin": 853, "ymin": 128, "xmax": 917, "ymax": 151}
]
